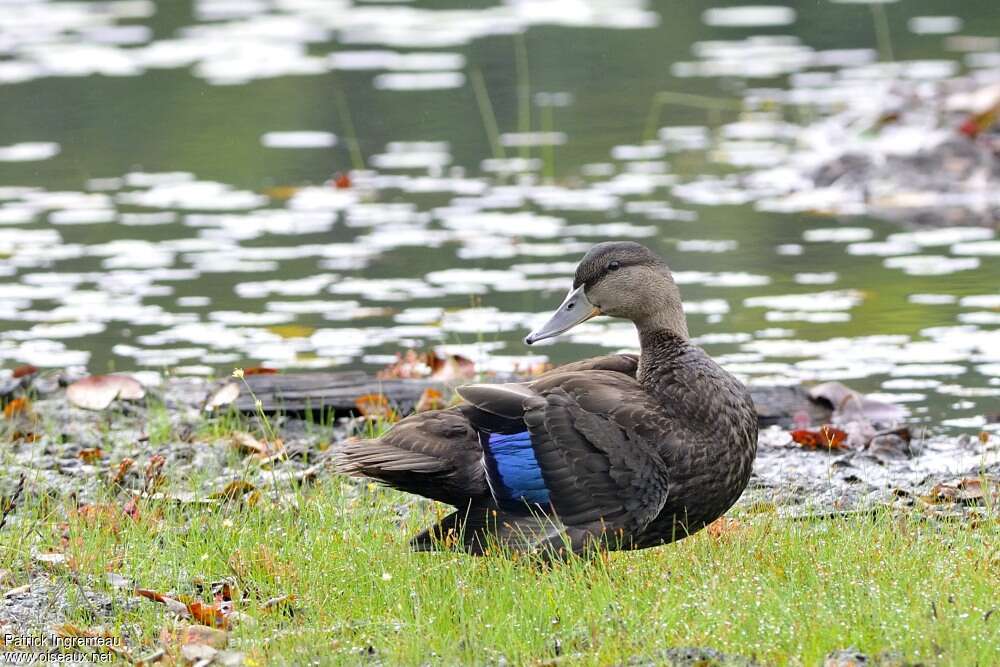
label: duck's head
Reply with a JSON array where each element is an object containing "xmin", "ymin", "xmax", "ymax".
[{"xmin": 524, "ymin": 241, "xmax": 688, "ymax": 345}]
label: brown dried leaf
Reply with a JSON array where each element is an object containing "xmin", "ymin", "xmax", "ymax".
[
  {"xmin": 205, "ymin": 382, "xmax": 240, "ymax": 412},
  {"xmin": 415, "ymin": 388, "xmax": 444, "ymax": 413},
  {"xmin": 78, "ymin": 447, "xmax": 103, "ymax": 464},
  {"xmin": 706, "ymin": 517, "xmax": 743, "ymax": 540},
  {"xmin": 11, "ymin": 365, "xmax": 38, "ymax": 379},
  {"xmin": 230, "ymin": 432, "xmax": 283, "ymax": 459},
  {"xmin": 211, "ymin": 480, "xmax": 257, "ymax": 502}
]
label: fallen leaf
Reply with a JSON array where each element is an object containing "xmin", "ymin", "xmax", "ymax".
[
  {"xmin": 230, "ymin": 432, "xmax": 284, "ymax": 459},
  {"xmin": 34, "ymin": 552, "xmax": 67, "ymax": 569},
  {"xmin": 790, "ymin": 426, "xmax": 849, "ymax": 450},
  {"xmin": 78, "ymin": 447, "xmax": 103, "ymax": 464},
  {"xmin": 205, "ymin": 382, "xmax": 240, "ymax": 412},
  {"xmin": 11, "ymin": 365, "xmax": 38, "ymax": 379},
  {"xmin": 135, "ymin": 588, "xmax": 190, "ymax": 617},
  {"xmin": 354, "ymin": 393, "xmax": 398, "ymax": 421},
  {"xmin": 415, "ymin": 388, "xmax": 444, "ymax": 412},
  {"xmin": 188, "ymin": 600, "xmax": 230, "ymax": 629},
  {"xmin": 242, "ymin": 367, "xmax": 278, "ymax": 376},
  {"xmin": 211, "ymin": 480, "xmax": 257, "ymax": 502},
  {"xmin": 706, "ymin": 517, "xmax": 743, "ymax": 539},
  {"xmin": 67, "ymin": 375, "xmax": 145, "ymax": 411},
  {"xmin": 2, "ymin": 397, "xmax": 31, "ymax": 419},
  {"xmin": 260, "ymin": 593, "xmax": 296, "ymax": 612}
]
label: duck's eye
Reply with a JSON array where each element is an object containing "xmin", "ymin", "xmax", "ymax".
[{"xmin": 608, "ymin": 260, "xmax": 621, "ymax": 272}]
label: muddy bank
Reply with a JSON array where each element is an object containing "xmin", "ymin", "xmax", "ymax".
[{"xmin": 1, "ymin": 372, "xmax": 996, "ymax": 513}]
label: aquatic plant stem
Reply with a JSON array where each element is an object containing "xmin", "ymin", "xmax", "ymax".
[
  {"xmin": 541, "ymin": 102, "xmax": 555, "ymax": 182},
  {"xmin": 870, "ymin": 3, "xmax": 894, "ymax": 62},
  {"xmin": 331, "ymin": 71, "xmax": 366, "ymax": 171},
  {"xmin": 642, "ymin": 91, "xmax": 743, "ymax": 143},
  {"xmin": 469, "ymin": 66, "xmax": 506, "ymax": 161},
  {"xmin": 515, "ymin": 32, "xmax": 531, "ymax": 160}
]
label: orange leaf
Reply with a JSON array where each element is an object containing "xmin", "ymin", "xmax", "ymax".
[
  {"xmin": 78, "ymin": 447, "xmax": 103, "ymax": 464},
  {"xmin": 354, "ymin": 393, "xmax": 398, "ymax": 421},
  {"xmin": 415, "ymin": 388, "xmax": 444, "ymax": 413},
  {"xmin": 242, "ymin": 367, "xmax": 278, "ymax": 376},
  {"xmin": 3, "ymin": 397, "xmax": 30, "ymax": 419},
  {"xmin": 187, "ymin": 600, "xmax": 230, "ymax": 629},
  {"xmin": 790, "ymin": 426, "xmax": 849, "ymax": 450},
  {"xmin": 706, "ymin": 517, "xmax": 743, "ymax": 539}
]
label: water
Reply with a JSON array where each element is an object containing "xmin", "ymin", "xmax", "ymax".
[{"xmin": 1, "ymin": 0, "xmax": 998, "ymax": 431}]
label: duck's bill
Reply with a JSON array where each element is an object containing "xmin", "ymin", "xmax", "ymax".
[{"xmin": 524, "ymin": 285, "xmax": 601, "ymax": 345}]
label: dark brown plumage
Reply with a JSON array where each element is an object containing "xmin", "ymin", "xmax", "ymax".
[{"xmin": 334, "ymin": 242, "xmax": 758, "ymax": 557}]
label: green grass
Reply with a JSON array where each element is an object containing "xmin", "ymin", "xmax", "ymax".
[{"xmin": 2, "ymin": 470, "xmax": 997, "ymax": 666}]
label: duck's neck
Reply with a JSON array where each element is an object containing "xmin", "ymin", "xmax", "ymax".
[{"xmin": 636, "ymin": 325, "xmax": 690, "ymax": 389}]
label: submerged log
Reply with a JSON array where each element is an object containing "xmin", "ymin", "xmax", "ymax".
[{"xmin": 234, "ymin": 371, "xmax": 832, "ymax": 428}]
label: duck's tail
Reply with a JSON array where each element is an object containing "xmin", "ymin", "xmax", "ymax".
[{"xmin": 331, "ymin": 407, "xmax": 487, "ymax": 506}]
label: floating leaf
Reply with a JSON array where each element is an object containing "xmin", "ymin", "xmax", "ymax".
[
  {"xmin": 66, "ymin": 375, "xmax": 145, "ymax": 411},
  {"xmin": 267, "ymin": 324, "xmax": 316, "ymax": 339}
]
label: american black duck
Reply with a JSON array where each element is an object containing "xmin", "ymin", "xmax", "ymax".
[{"xmin": 335, "ymin": 241, "xmax": 758, "ymax": 556}]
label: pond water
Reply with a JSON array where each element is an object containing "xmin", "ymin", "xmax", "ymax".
[{"xmin": 1, "ymin": 0, "xmax": 998, "ymax": 432}]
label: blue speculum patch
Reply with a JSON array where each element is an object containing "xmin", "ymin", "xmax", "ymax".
[{"xmin": 486, "ymin": 431, "xmax": 550, "ymax": 505}]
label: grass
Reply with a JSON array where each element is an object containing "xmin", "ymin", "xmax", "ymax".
[{"xmin": 2, "ymin": 459, "xmax": 997, "ymax": 665}]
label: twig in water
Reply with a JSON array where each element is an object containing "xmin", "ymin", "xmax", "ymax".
[
  {"xmin": 469, "ymin": 66, "xmax": 506, "ymax": 161},
  {"xmin": 514, "ymin": 32, "xmax": 531, "ymax": 160},
  {"xmin": 331, "ymin": 70, "xmax": 366, "ymax": 171}
]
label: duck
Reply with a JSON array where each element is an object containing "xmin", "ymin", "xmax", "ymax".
[{"xmin": 335, "ymin": 241, "xmax": 758, "ymax": 557}]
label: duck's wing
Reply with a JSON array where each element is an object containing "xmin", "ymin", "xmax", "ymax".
[
  {"xmin": 457, "ymin": 370, "xmax": 670, "ymax": 554},
  {"xmin": 537, "ymin": 353, "xmax": 638, "ymax": 378}
]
